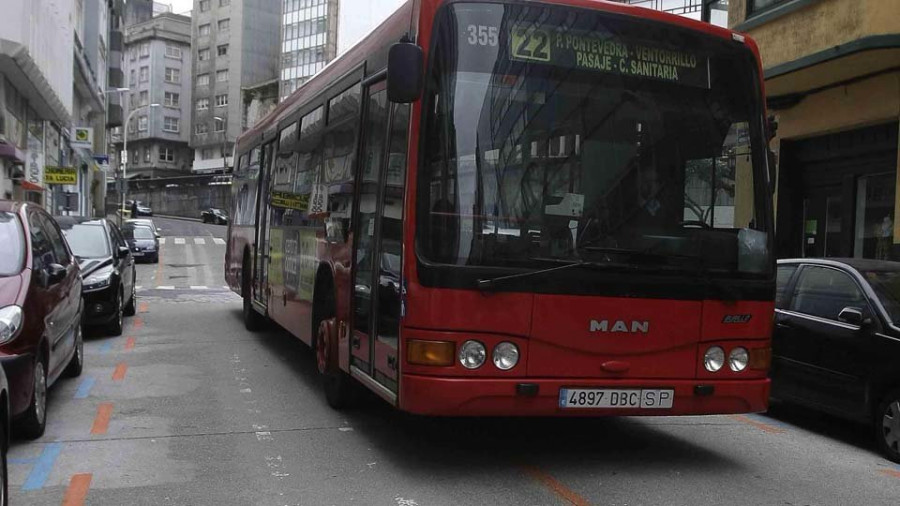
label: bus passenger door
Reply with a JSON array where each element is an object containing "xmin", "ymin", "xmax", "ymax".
[{"xmin": 254, "ymin": 142, "xmax": 275, "ymax": 308}]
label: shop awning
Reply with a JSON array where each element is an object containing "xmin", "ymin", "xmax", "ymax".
[{"xmin": 19, "ymin": 180, "xmax": 43, "ymax": 192}]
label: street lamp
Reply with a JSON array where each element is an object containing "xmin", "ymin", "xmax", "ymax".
[
  {"xmin": 213, "ymin": 116, "xmax": 227, "ymax": 173},
  {"xmin": 121, "ymin": 103, "xmax": 160, "ymax": 225}
]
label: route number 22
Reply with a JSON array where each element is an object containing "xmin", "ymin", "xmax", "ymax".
[
  {"xmin": 467, "ymin": 25, "xmax": 499, "ymax": 47},
  {"xmin": 510, "ymin": 27, "xmax": 550, "ymax": 62}
]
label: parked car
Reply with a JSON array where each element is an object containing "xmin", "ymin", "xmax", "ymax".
[
  {"xmin": 55, "ymin": 217, "xmax": 136, "ymax": 336},
  {"xmin": 0, "ymin": 201, "xmax": 83, "ymax": 439},
  {"xmin": 122, "ymin": 223, "xmax": 160, "ymax": 264},
  {"xmin": 773, "ymin": 258, "xmax": 900, "ymax": 462},
  {"xmin": 125, "ymin": 218, "xmax": 160, "ymax": 238},
  {"xmin": 0, "ymin": 362, "xmax": 10, "ymax": 504},
  {"xmin": 126, "ymin": 200, "xmax": 153, "ymax": 217},
  {"xmin": 201, "ymin": 208, "xmax": 229, "ymax": 225}
]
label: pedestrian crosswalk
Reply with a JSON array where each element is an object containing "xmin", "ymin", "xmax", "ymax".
[{"xmin": 158, "ymin": 236, "xmax": 226, "ymax": 246}]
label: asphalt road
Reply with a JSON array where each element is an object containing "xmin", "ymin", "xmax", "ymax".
[{"xmin": 8, "ymin": 217, "xmax": 900, "ymax": 505}]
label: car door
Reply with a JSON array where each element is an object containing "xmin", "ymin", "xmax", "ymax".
[
  {"xmin": 772, "ymin": 264, "xmax": 802, "ymax": 400},
  {"xmin": 40, "ymin": 213, "xmax": 81, "ymax": 377},
  {"xmin": 28, "ymin": 212, "xmax": 72, "ymax": 377},
  {"xmin": 778, "ymin": 264, "xmax": 872, "ymax": 417},
  {"xmin": 109, "ymin": 224, "xmax": 134, "ymax": 302}
]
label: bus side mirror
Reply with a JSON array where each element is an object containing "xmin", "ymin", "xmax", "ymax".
[{"xmin": 387, "ymin": 41, "xmax": 424, "ymax": 103}]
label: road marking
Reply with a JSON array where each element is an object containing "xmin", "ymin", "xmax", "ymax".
[
  {"xmin": 112, "ymin": 363, "xmax": 128, "ymax": 381},
  {"xmin": 138, "ymin": 302, "xmax": 149, "ymax": 313},
  {"xmin": 61, "ymin": 473, "xmax": 93, "ymax": 506},
  {"xmin": 91, "ymin": 403, "xmax": 114, "ymax": 435},
  {"xmin": 729, "ymin": 414, "xmax": 785, "ymax": 434},
  {"xmin": 156, "ymin": 285, "xmax": 175, "ymax": 290},
  {"xmin": 124, "ymin": 337, "xmax": 136, "ymax": 351},
  {"xmin": 74, "ymin": 376, "xmax": 96, "ymax": 399},
  {"xmin": 521, "ymin": 465, "xmax": 591, "ymax": 506},
  {"xmin": 132, "ymin": 317, "xmax": 144, "ymax": 331},
  {"xmin": 881, "ymin": 469, "xmax": 900, "ymax": 479},
  {"xmin": 174, "ymin": 237, "xmax": 185, "ymax": 245},
  {"xmin": 22, "ymin": 442, "xmax": 63, "ymax": 490},
  {"xmin": 194, "ymin": 237, "xmax": 206, "ymax": 245},
  {"xmin": 98, "ymin": 341, "xmax": 113, "ymax": 354},
  {"xmin": 190, "ymin": 285, "xmax": 208, "ymax": 290},
  {"xmin": 159, "ymin": 237, "xmax": 166, "ymax": 244},
  {"xmin": 213, "ymin": 238, "xmax": 226, "ymax": 245}
]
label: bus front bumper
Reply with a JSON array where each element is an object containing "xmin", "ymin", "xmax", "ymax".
[{"xmin": 399, "ymin": 375, "xmax": 770, "ymax": 416}]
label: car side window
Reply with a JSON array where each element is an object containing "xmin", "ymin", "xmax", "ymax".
[
  {"xmin": 776, "ymin": 265, "xmax": 798, "ymax": 309},
  {"xmin": 40, "ymin": 214, "xmax": 71, "ymax": 265},
  {"xmin": 28, "ymin": 212, "xmax": 55, "ymax": 270},
  {"xmin": 109, "ymin": 224, "xmax": 127, "ymax": 248},
  {"xmin": 789, "ymin": 266, "xmax": 866, "ymax": 321}
]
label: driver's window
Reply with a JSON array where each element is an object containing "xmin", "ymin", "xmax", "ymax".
[
  {"xmin": 29, "ymin": 213, "xmax": 55, "ymax": 270},
  {"xmin": 789, "ymin": 266, "xmax": 866, "ymax": 322}
]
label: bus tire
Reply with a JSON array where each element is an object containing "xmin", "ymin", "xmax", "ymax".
[
  {"xmin": 316, "ymin": 318, "xmax": 354, "ymax": 409},
  {"xmin": 242, "ymin": 255, "xmax": 264, "ymax": 332}
]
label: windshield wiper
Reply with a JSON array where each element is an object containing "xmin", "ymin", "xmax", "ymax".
[{"xmin": 476, "ymin": 257, "xmax": 635, "ymax": 291}]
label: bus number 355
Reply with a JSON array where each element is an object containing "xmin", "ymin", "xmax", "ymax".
[{"xmin": 467, "ymin": 25, "xmax": 499, "ymax": 47}]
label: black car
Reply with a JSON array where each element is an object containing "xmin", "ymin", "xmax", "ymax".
[
  {"xmin": 127, "ymin": 200, "xmax": 153, "ymax": 217},
  {"xmin": 201, "ymin": 208, "xmax": 228, "ymax": 225},
  {"xmin": 774, "ymin": 258, "xmax": 900, "ymax": 462},
  {"xmin": 122, "ymin": 223, "xmax": 159, "ymax": 263},
  {"xmin": 55, "ymin": 217, "xmax": 136, "ymax": 336}
]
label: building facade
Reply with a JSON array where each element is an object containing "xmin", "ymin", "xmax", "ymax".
[
  {"xmin": 190, "ymin": 0, "xmax": 281, "ymax": 173},
  {"xmin": 730, "ymin": 0, "xmax": 900, "ymax": 261},
  {"xmin": 279, "ymin": 0, "xmax": 339, "ymax": 101},
  {"xmin": 116, "ymin": 13, "xmax": 193, "ymax": 178}
]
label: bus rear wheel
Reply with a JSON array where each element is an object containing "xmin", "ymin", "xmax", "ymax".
[{"xmin": 316, "ymin": 318, "xmax": 354, "ymax": 409}]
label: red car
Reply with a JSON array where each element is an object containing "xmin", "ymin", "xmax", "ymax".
[{"xmin": 0, "ymin": 201, "xmax": 83, "ymax": 439}]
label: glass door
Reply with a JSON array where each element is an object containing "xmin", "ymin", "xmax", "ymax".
[
  {"xmin": 802, "ymin": 186, "xmax": 843, "ymax": 258},
  {"xmin": 253, "ymin": 142, "xmax": 275, "ymax": 307},
  {"xmin": 854, "ymin": 173, "xmax": 896, "ymax": 260}
]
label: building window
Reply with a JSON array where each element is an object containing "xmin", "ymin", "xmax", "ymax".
[
  {"xmin": 130, "ymin": 93, "xmax": 137, "ymax": 108},
  {"xmin": 138, "ymin": 115, "xmax": 148, "ymax": 131},
  {"xmin": 163, "ymin": 117, "xmax": 179, "ymax": 133},
  {"xmin": 165, "ymin": 67, "xmax": 180, "ymax": 83},
  {"xmin": 216, "ymin": 69, "xmax": 229, "ymax": 82},
  {"xmin": 202, "ymin": 148, "xmax": 213, "ymax": 159},
  {"xmin": 140, "ymin": 42, "xmax": 150, "ymax": 58},
  {"xmin": 214, "ymin": 117, "xmax": 226, "ymax": 131},
  {"xmin": 197, "ymin": 73, "xmax": 210, "ymax": 86},
  {"xmin": 199, "ymin": 24, "xmax": 211, "ymax": 36},
  {"xmin": 200, "ymin": 0, "xmax": 210, "ymax": 12},
  {"xmin": 139, "ymin": 66, "xmax": 149, "ymax": 82},
  {"xmin": 131, "ymin": 151, "xmax": 138, "ymax": 163},
  {"xmin": 196, "ymin": 98, "xmax": 209, "ymax": 110},
  {"xmin": 219, "ymin": 0, "xmax": 230, "ymax": 6},
  {"xmin": 164, "ymin": 92, "xmax": 180, "ymax": 107},
  {"xmin": 143, "ymin": 148, "xmax": 151, "ymax": 163},
  {"xmin": 196, "ymin": 123, "xmax": 209, "ymax": 134},
  {"xmin": 160, "ymin": 147, "xmax": 175, "ymax": 162},
  {"xmin": 198, "ymin": 48, "xmax": 210, "ymax": 61},
  {"xmin": 218, "ymin": 18, "xmax": 230, "ymax": 30},
  {"xmin": 217, "ymin": 44, "xmax": 228, "ymax": 57},
  {"xmin": 129, "ymin": 70, "xmax": 136, "ymax": 86},
  {"xmin": 215, "ymin": 94, "xmax": 228, "ymax": 107},
  {"xmin": 139, "ymin": 90, "xmax": 149, "ymax": 106},
  {"xmin": 748, "ymin": 0, "xmax": 788, "ymax": 14},
  {"xmin": 129, "ymin": 46, "xmax": 136, "ymax": 61},
  {"xmin": 165, "ymin": 45, "xmax": 182, "ymax": 58}
]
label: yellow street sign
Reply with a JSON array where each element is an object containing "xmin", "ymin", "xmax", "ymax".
[{"xmin": 44, "ymin": 166, "xmax": 78, "ymax": 185}]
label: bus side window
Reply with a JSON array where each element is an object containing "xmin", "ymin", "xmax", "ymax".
[{"xmin": 324, "ymin": 82, "xmax": 362, "ymax": 241}]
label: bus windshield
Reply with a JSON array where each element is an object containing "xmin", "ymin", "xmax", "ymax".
[{"xmin": 419, "ymin": 2, "xmax": 771, "ymax": 277}]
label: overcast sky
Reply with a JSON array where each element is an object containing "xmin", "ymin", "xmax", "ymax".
[{"xmin": 162, "ymin": 0, "xmax": 407, "ymax": 54}]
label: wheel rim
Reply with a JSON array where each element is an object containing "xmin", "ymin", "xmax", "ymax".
[
  {"xmin": 316, "ymin": 323, "xmax": 328, "ymax": 375},
  {"xmin": 76, "ymin": 326, "xmax": 83, "ymax": 366},
  {"xmin": 117, "ymin": 294, "xmax": 123, "ymax": 328},
  {"xmin": 883, "ymin": 401, "xmax": 900, "ymax": 453},
  {"xmin": 34, "ymin": 361, "xmax": 46, "ymax": 425}
]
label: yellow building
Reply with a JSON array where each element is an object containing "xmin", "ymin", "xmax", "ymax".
[{"xmin": 730, "ymin": 0, "xmax": 900, "ymax": 259}]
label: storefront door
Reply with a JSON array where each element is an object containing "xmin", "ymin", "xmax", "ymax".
[{"xmin": 801, "ymin": 186, "xmax": 843, "ymax": 258}]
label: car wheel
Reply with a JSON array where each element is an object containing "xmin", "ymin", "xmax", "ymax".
[
  {"xmin": 876, "ymin": 389, "xmax": 900, "ymax": 463},
  {"xmin": 16, "ymin": 357, "xmax": 47, "ymax": 440},
  {"xmin": 0, "ymin": 408, "xmax": 8, "ymax": 506},
  {"xmin": 107, "ymin": 290, "xmax": 124, "ymax": 336},
  {"xmin": 151, "ymin": 253, "xmax": 159, "ymax": 264},
  {"xmin": 124, "ymin": 282, "xmax": 136, "ymax": 317},
  {"xmin": 64, "ymin": 324, "xmax": 84, "ymax": 378}
]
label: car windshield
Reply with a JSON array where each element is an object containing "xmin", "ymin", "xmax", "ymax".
[
  {"xmin": 0, "ymin": 211, "xmax": 25, "ymax": 276},
  {"xmin": 126, "ymin": 226, "xmax": 155, "ymax": 240},
  {"xmin": 60, "ymin": 223, "xmax": 110, "ymax": 258},
  {"xmin": 862, "ymin": 269, "xmax": 900, "ymax": 323},
  {"xmin": 419, "ymin": 3, "xmax": 771, "ymax": 277}
]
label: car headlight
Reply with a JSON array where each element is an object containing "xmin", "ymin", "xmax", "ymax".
[
  {"xmin": 729, "ymin": 347, "xmax": 749, "ymax": 372},
  {"xmin": 459, "ymin": 340, "xmax": 486, "ymax": 369},
  {"xmin": 0, "ymin": 305, "xmax": 23, "ymax": 345},
  {"xmin": 84, "ymin": 269, "xmax": 113, "ymax": 292},
  {"xmin": 703, "ymin": 346, "xmax": 725, "ymax": 372},
  {"xmin": 492, "ymin": 342, "xmax": 519, "ymax": 370}
]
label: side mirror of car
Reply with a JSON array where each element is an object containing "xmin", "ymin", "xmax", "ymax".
[
  {"xmin": 838, "ymin": 307, "xmax": 872, "ymax": 328},
  {"xmin": 117, "ymin": 245, "xmax": 131, "ymax": 259},
  {"xmin": 155, "ymin": 233, "xmax": 161, "ymax": 239},
  {"xmin": 46, "ymin": 263, "xmax": 67, "ymax": 285}
]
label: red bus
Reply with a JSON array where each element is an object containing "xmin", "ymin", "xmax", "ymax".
[{"xmin": 226, "ymin": 0, "xmax": 776, "ymax": 416}]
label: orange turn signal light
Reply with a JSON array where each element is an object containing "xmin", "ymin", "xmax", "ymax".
[
  {"xmin": 748, "ymin": 347, "xmax": 772, "ymax": 370},
  {"xmin": 408, "ymin": 340, "xmax": 455, "ymax": 366}
]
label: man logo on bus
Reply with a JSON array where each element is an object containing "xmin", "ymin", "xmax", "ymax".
[{"xmin": 589, "ymin": 319, "xmax": 650, "ymax": 334}]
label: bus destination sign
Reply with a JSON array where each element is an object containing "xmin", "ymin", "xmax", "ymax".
[
  {"xmin": 271, "ymin": 191, "xmax": 308, "ymax": 211},
  {"xmin": 509, "ymin": 25, "xmax": 710, "ymax": 88}
]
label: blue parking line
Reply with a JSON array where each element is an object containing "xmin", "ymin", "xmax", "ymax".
[
  {"xmin": 8, "ymin": 458, "xmax": 36, "ymax": 465},
  {"xmin": 74, "ymin": 376, "xmax": 96, "ymax": 399},
  {"xmin": 22, "ymin": 442, "xmax": 62, "ymax": 490},
  {"xmin": 99, "ymin": 341, "xmax": 113, "ymax": 353}
]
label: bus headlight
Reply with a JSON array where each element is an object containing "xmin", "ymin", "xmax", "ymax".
[
  {"xmin": 703, "ymin": 346, "xmax": 725, "ymax": 372},
  {"xmin": 492, "ymin": 342, "xmax": 519, "ymax": 370},
  {"xmin": 459, "ymin": 340, "xmax": 486, "ymax": 369},
  {"xmin": 729, "ymin": 347, "xmax": 749, "ymax": 372}
]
